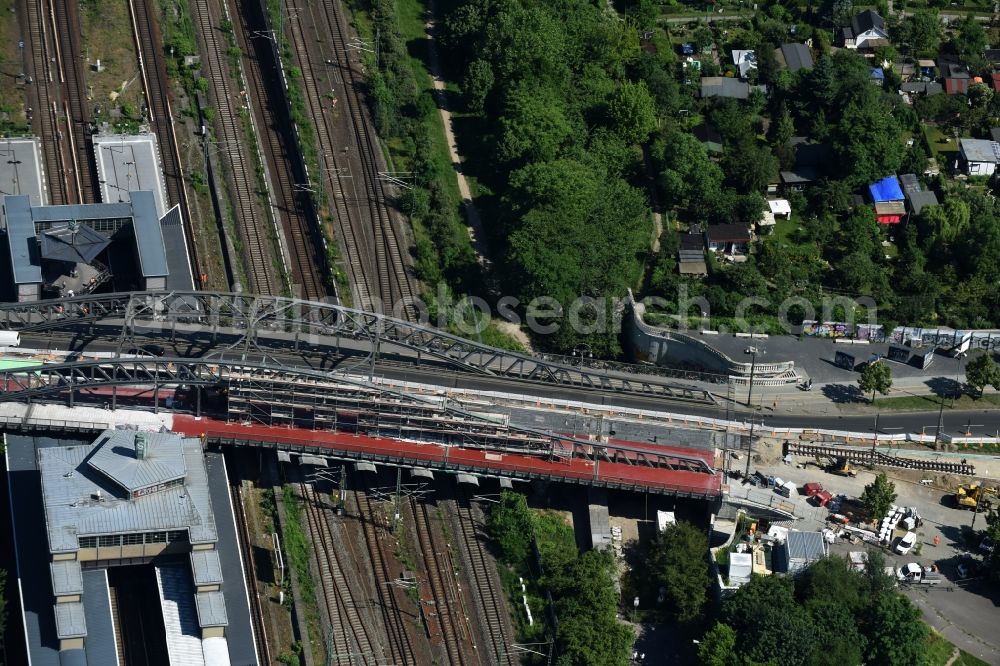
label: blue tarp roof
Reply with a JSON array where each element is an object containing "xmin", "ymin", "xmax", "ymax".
[
  {"xmin": 870, "ymin": 67, "xmax": 885, "ymax": 80},
  {"xmin": 869, "ymin": 176, "xmax": 903, "ymax": 202}
]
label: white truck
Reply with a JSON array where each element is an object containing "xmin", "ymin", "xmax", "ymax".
[
  {"xmin": 0, "ymin": 331, "xmax": 21, "ymax": 347},
  {"xmin": 896, "ymin": 562, "xmax": 942, "ymax": 585}
]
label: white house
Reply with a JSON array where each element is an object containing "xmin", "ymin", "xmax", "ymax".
[
  {"xmin": 959, "ymin": 138, "xmax": 1000, "ymax": 176},
  {"xmin": 841, "ymin": 10, "xmax": 889, "ymax": 50},
  {"xmin": 731, "ymin": 50, "xmax": 757, "ymax": 79}
]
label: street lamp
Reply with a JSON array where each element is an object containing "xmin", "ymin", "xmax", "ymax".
[{"xmin": 571, "ymin": 344, "xmax": 593, "ymax": 366}]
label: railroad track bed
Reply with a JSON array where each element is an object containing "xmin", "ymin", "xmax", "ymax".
[
  {"xmin": 229, "ymin": 481, "xmax": 273, "ymax": 665},
  {"xmin": 406, "ymin": 494, "xmax": 478, "ymax": 665},
  {"xmin": 280, "ymin": 0, "xmax": 417, "ymax": 315},
  {"xmin": 786, "ymin": 442, "xmax": 976, "ymax": 475},
  {"xmin": 189, "ymin": 0, "xmax": 279, "ymax": 295},
  {"xmin": 352, "ymin": 480, "xmax": 422, "ymax": 665},
  {"xmin": 299, "ymin": 481, "xmax": 383, "ymax": 664},
  {"xmin": 230, "ymin": 0, "xmax": 327, "ymax": 302},
  {"xmin": 450, "ymin": 492, "xmax": 518, "ymax": 666},
  {"xmin": 52, "ymin": 0, "xmax": 97, "ymax": 204}
]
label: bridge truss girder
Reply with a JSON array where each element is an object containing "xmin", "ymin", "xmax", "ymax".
[{"xmin": 0, "ymin": 291, "xmax": 714, "ymax": 401}]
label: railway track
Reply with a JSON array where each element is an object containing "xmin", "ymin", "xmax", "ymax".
[
  {"xmin": 453, "ymin": 493, "xmax": 516, "ymax": 666},
  {"xmin": 286, "ymin": 0, "xmax": 417, "ymax": 316},
  {"xmin": 786, "ymin": 442, "xmax": 977, "ymax": 475},
  {"xmin": 52, "ymin": 0, "xmax": 96, "ymax": 203},
  {"xmin": 283, "ymin": 0, "xmax": 374, "ymax": 310},
  {"xmin": 300, "ymin": 482, "xmax": 381, "ymax": 664},
  {"xmin": 231, "ymin": 0, "xmax": 325, "ymax": 302},
  {"xmin": 189, "ymin": 0, "xmax": 279, "ymax": 295},
  {"xmin": 353, "ymin": 484, "xmax": 417, "ymax": 665},
  {"xmin": 409, "ymin": 495, "xmax": 475, "ymax": 665},
  {"xmin": 229, "ymin": 481, "xmax": 273, "ymax": 665},
  {"xmin": 23, "ymin": 0, "xmax": 70, "ymax": 203},
  {"xmin": 128, "ymin": 0, "xmax": 201, "ymax": 283}
]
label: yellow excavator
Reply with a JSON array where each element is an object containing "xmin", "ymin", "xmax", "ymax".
[{"xmin": 954, "ymin": 483, "xmax": 998, "ymax": 510}]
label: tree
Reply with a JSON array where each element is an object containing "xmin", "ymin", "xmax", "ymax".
[
  {"xmin": 607, "ymin": 80, "xmax": 657, "ymax": 145},
  {"xmin": 698, "ymin": 623, "xmax": 738, "ymax": 666},
  {"xmin": 866, "ymin": 593, "xmax": 929, "ymax": 665},
  {"xmin": 859, "ymin": 359, "xmax": 892, "ymax": 401},
  {"xmin": 897, "ymin": 11, "xmax": 943, "ymax": 54},
  {"xmin": 497, "ymin": 86, "xmax": 573, "ymax": 164},
  {"xmin": 722, "ymin": 138, "xmax": 780, "ymax": 193},
  {"xmin": 644, "ymin": 521, "xmax": 711, "ymax": 623},
  {"xmin": 722, "ymin": 575, "xmax": 819, "ymax": 666},
  {"xmin": 861, "ymin": 473, "xmax": 898, "ymax": 520},
  {"xmin": 486, "ymin": 490, "xmax": 533, "ymax": 564},
  {"xmin": 965, "ymin": 352, "xmax": 1000, "ymax": 397}
]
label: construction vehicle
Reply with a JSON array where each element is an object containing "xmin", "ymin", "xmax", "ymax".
[
  {"xmin": 828, "ymin": 457, "xmax": 858, "ymax": 477},
  {"xmin": 954, "ymin": 483, "xmax": 999, "ymax": 510}
]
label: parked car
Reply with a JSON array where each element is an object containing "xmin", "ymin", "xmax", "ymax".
[
  {"xmin": 803, "ymin": 482, "xmax": 824, "ymax": 497},
  {"xmin": 811, "ymin": 490, "xmax": 834, "ymax": 507},
  {"xmin": 956, "ymin": 560, "xmax": 981, "ymax": 580},
  {"xmin": 895, "ymin": 531, "xmax": 917, "ymax": 555},
  {"xmin": 827, "ymin": 494, "xmax": 847, "ymax": 513},
  {"xmin": 979, "ymin": 537, "xmax": 995, "ymax": 555}
]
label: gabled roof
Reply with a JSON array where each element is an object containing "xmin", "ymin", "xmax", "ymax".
[
  {"xmin": 899, "ymin": 173, "xmax": 920, "ymax": 195},
  {"xmin": 778, "ymin": 43, "xmax": 814, "ymax": 72},
  {"xmin": 851, "ymin": 10, "xmax": 885, "ymax": 34},
  {"xmin": 706, "ymin": 224, "xmax": 751, "ymax": 242},
  {"xmin": 960, "ymin": 138, "xmax": 1000, "ymax": 163},
  {"xmin": 907, "ymin": 190, "xmax": 939, "ymax": 214}
]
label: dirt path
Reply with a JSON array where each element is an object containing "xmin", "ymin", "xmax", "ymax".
[{"xmin": 424, "ymin": 2, "xmax": 492, "ymax": 271}]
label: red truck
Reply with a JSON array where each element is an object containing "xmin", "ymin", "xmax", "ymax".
[{"xmin": 803, "ymin": 482, "xmax": 824, "ymax": 497}]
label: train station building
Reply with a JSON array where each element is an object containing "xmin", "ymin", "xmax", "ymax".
[
  {"xmin": 6, "ymin": 424, "xmax": 258, "ymax": 665},
  {"xmin": 0, "ymin": 134, "xmax": 193, "ymax": 302}
]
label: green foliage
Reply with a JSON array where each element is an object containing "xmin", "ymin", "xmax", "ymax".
[
  {"xmin": 866, "ymin": 592, "xmax": 929, "ymax": 665},
  {"xmin": 859, "ymin": 360, "xmax": 893, "ymax": 400},
  {"xmin": 698, "ymin": 622, "xmax": 738, "ymax": 666},
  {"xmin": 711, "ymin": 554, "xmax": 926, "ymax": 666},
  {"xmin": 642, "ymin": 521, "xmax": 711, "ymax": 624},
  {"xmin": 606, "ymin": 80, "xmax": 658, "ymax": 145},
  {"xmin": 965, "ymin": 352, "xmax": 1000, "ymax": 397},
  {"xmin": 486, "ymin": 490, "xmax": 534, "ymax": 564},
  {"xmin": 547, "ymin": 550, "xmax": 633, "ymax": 666},
  {"xmin": 896, "ymin": 11, "xmax": 942, "ymax": 55},
  {"xmin": 485, "ymin": 493, "xmax": 632, "ymax": 665},
  {"xmin": 861, "ymin": 473, "xmax": 898, "ymax": 520}
]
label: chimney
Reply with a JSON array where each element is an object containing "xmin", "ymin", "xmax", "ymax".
[{"xmin": 135, "ymin": 432, "xmax": 148, "ymax": 460}]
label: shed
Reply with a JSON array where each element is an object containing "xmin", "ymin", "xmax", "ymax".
[
  {"xmin": 777, "ymin": 43, "xmax": 813, "ymax": 72},
  {"xmin": 959, "ymin": 138, "xmax": 1000, "ymax": 176},
  {"xmin": 874, "ymin": 200, "xmax": 905, "ymax": 224},
  {"xmin": 767, "ymin": 199, "xmax": 791, "ymax": 218},
  {"xmin": 907, "ymin": 190, "xmax": 939, "ymax": 214},
  {"xmin": 732, "ymin": 50, "xmax": 757, "ymax": 79},
  {"xmin": 783, "ymin": 531, "xmax": 828, "ymax": 573}
]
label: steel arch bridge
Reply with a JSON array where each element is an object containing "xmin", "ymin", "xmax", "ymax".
[
  {"xmin": 0, "ymin": 356, "xmax": 716, "ymax": 475},
  {"xmin": 0, "ymin": 291, "xmax": 715, "ymax": 402}
]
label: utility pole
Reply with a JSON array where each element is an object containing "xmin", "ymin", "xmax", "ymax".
[
  {"xmin": 744, "ymin": 413, "xmax": 758, "ymax": 478},
  {"xmin": 871, "ymin": 409, "xmax": 880, "ymax": 457}
]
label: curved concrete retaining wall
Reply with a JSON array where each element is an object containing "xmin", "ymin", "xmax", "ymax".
[{"xmin": 624, "ymin": 291, "xmax": 795, "ymax": 377}]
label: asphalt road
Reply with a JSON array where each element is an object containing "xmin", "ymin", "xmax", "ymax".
[{"xmin": 9, "ymin": 331, "xmax": 1000, "ymax": 438}]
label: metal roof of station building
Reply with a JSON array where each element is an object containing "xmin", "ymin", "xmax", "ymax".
[
  {"xmin": 53, "ymin": 602, "xmax": 86, "ymax": 639},
  {"xmin": 195, "ymin": 590, "xmax": 229, "ymax": 627},
  {"xmin": 86, "ymin": 430, "xmax": 187, "ymax": 494},
  {"xmin": 190, "ymin": 550, "xmax": 224, "ymax": 586},
  {"xmin": 50, "ymin": 560, "xmax": 83, "ymax": 597},
  {"xmin": 38, "ymin": 429, "xmax": 217, "ymax": 554}
]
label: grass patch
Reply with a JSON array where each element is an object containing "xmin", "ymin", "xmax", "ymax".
[
  {"xmin": 0, "ymin": 0, "xmax": 29, "ymax": 136},
  {"xmin": 924, "ymin": 629, "xmax": 990, "ymax": 666},
  {"xmin": 81, "ymin": 0, "xmax": 145, "ymax": 132},
  {"xmin": 873, "ymin": 392, "xmax": 1000, "ymax": 412},
  {"xmin": 279, "ymin": 486, "xmax": 323, "ymax": 662},
  {"xmin": 924, "ymin": 125, "xmax": 958, "ymax": 160}
]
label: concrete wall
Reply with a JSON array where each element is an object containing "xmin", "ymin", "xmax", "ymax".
[{"xmin": 624, "ymin": 292, "xmax": 737, "ymax": 374}]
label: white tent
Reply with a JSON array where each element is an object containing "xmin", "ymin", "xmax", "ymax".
[
  {"xmin": 729, "ymin": 552, "xmax": 753, "ymax": 586},
  {"xmin": 768, "ymin": 198, "xmax": 792, "ymax": 218}
]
